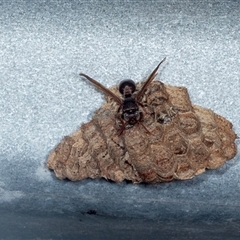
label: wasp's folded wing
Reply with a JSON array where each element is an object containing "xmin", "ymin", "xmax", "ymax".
[
  {"xmin": 136, "ymin": 57, "xmax": 166, "ymax": 102},
  {"xmin": 79, "ymin": 73, "xmax": 122, "ymax": 105}
]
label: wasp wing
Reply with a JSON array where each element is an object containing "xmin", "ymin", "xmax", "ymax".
[
  {"xmin": 79, "ymin": 73, "xmax": 122, "ymax": 105},
  {"xmin": 136, "ymin": 57, "xmax": 166, "ymax": 102}
]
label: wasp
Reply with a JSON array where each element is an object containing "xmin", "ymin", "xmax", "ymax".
[{"xmin": 79, "ymin": 57, "xmax": 166, "ymax": 135}]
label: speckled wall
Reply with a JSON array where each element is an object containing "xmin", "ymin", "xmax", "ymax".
[{"xmin": 0, "ymin": 1, "xmax": 239, "ymax": 239}]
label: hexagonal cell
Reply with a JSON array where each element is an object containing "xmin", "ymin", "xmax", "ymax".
[
  {"xmin": 141, "ymin": 81, "xmax": 168, "ymax": 104},
  {"xmin": 217, "ymin": 130, "xmax": 238, "ymax": 160},
  {"xmin": 203, "ymin": 131, "xmax": 222, "ymax": 150},
  {"xmin": 177, "ymin": 111, "xmax": 201, "ymax": 135},
  {"xmin": 148, "ymin": 124, "xmax": 164, "ymax": 144},
  {"xmin": 174, "ymin": 155, "xmax": 195, "ymax": 180},
  {"xmin": 163, "ymin": 129, "xmax": 189, "ymax": 155},
  {"xmin": 165, "ymin": 85, "xmax": 193, "ymax": 112},
  {"xmin": 137, "ymin": 168, "xmax": 158, "ymax": 183},
  {"xmin": 207, "ymin": 149, "xmax": 228, "ymax": 169},
  {"xmin": 151, "ymin": 144, "xmax": 177, "ymax": 178},
  {"xmin": 193, "ymin": 105, "xmax": 217, "ymax": 132},
  {"xmin": 189, "ymin": 139, "xmax": 210, "ymax": 171}
]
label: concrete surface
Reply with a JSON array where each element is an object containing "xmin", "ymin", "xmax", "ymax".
[{"xmin": 0, "ymin": 0, "xmax": 240, "ymax": 239}]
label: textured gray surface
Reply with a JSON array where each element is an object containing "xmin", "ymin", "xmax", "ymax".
[{"xmin": 0, "ymin": 0, "xmax": 240, "ymax": 239}]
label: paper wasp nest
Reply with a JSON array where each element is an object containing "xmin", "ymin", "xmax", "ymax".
[{"xmin": 47, "ymin": 81, "xmax": 237, "ymax": 183}]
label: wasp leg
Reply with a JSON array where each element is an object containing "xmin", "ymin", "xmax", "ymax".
[
  {"xmin": 117, "ymin": 124, "xmax": 126, "ymax": 136},
  {"xmin": 137, "ymin": 112, "xmax": 151, "ymax": 134},
  {"xmin": 117, "ymin": 120, "xmax": 129, "ymax": 136},
  {"xmin": 116, "ymin": 105, "xmax": 122, "ymax": 113},
  {"xmin": 138, "ymin": 121, "xmax": 151, "ymax": 135},
  {"xmin": 116, "ymin": 114, "xmax": 126, "ymax": 136}
]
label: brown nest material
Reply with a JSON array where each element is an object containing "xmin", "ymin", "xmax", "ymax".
[{"xmin": 47, "ymin": 78, "xmax": 237, "ymax": 183}]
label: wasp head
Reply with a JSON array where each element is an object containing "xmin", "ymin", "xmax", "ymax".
[{"xmin": 119, "ymin": 79, "xmax": 136, "ymax": 98}]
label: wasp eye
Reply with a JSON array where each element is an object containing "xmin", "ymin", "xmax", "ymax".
[{"xmin": 119, "ymin": 79, "xmax": 136, "ymax": 94}]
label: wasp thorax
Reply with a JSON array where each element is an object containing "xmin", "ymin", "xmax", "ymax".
[{"xmin": 119, "ymin": 79, "xmax": 136, "ymax": 96}]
